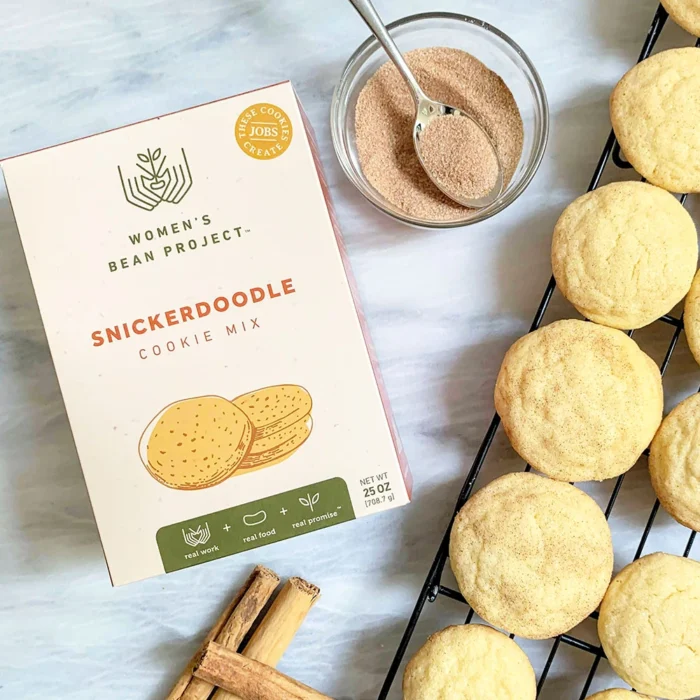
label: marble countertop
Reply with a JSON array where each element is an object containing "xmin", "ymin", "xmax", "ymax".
[{"xmin": 1, "ymin": 1, "xmax": 699, "ymax": 698}]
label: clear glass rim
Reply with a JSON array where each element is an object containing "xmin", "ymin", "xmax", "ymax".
[{"xmin": 330, "ymin": 11, "xmax": 550, "ymax": 230}]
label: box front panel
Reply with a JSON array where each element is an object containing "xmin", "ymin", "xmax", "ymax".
[{"xmin": 2, "ymin": 83, "xmax": 409, "ymax": 585}]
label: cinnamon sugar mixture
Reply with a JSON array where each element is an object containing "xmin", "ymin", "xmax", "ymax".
[
  {"xmin": 355, "ymin": 47, "xmax": 524, "ymax": 221},
  {"xmin": 420, "ymin": 114, "xmax": 500, "ymax": 201}
]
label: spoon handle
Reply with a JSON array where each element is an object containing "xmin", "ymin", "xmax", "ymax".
[{"xmin": 347, "ymin": 0, "xmax": 426, "ymax": 105}]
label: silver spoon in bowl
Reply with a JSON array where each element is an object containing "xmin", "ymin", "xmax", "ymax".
[{"xmin": 347, "ymin": 0, "xmax": 504, "ymax": 209}]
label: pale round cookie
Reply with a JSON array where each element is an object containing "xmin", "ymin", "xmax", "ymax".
[
  {"xmin": 403, "ymin": 624, "xmax": 536, "ymax": 700},
  {"xmin": 586, "ymin": 691, "xmax": 654, "ymax": 700},
  {"xmin": 662, "ymin": 0, "xmax": 700, "ymax": 36},
  {"xmin": 495, "ymin": 319, "xmax": 663, "ymax": 481},
  {"xmin": 139, "ymin": 396, "xmax": 253, "ymax": 489},
  {"xmin": 610, "ymin": 48, "xmax": 700, "ymax": 193},
  {"xmin": 599, "ymin": 553, "xmax": 700, "ymax": 699},
  {"xmin": 552, "ymin": 181, "xmax": 697, "ymax": 329},
  {"xmin": 684, "ymin": 269, "xmax": 700, "ymax": 366},
  {"xmin": 449, "ymin": 472, "xmax": 613, "ymax": 639},
  {"xmin": 649, "ymin": 393, "xmax": 700, "ymax": 531}
]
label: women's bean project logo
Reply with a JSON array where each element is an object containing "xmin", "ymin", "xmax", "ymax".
[
  {"xmin": 235, "ymin": 103, "xmax": 293, "ymax": 160},
  {"xmin": 118, "ymin": 147, "xmax": 193, "ymax": 211}
]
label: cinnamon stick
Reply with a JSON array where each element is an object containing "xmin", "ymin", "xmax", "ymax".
[
  {"xmin": 165, "ymin": 566, "xmax": 261, "ymax": 700},
  {"xmin": 211, "ymin": 576, "xmax": 320, "ymax": 700},
  {"xmin": 194, "ymin": 642, "xmax": 333, "ymax": 700},
  {"xmin": 166, "ymin": 565, "xmax": 280, "ymax": 700}
]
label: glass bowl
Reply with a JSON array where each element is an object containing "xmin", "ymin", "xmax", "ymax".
[{"xmin": 330, "ymin": 12, "xmax": 549, "ymax": 229}]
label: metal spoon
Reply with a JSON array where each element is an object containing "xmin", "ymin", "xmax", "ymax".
[{"xmin": 347, "ymin": 0, "xmax": 504, "ymax": 209}]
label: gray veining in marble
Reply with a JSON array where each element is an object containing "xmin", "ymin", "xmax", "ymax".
[{"xmin": 1, "ymin": 1, "xmax": 699, "ymax": 698}]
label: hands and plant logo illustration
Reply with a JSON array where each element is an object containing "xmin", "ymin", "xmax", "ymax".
[
  {"xmin": 118, "ymin": 147, "xmax": 193, "ymax": 211},
  {"xmin": 182, "ymin": 522, "xmax": 210, "ymax": 547}
]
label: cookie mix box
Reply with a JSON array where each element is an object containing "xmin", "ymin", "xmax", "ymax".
[{"xmin": 1, "ymin": 81, "xmax": 411, "ymax": 586}]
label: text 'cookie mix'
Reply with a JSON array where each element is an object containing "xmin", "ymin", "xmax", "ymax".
[{"xmin": 0, "ymin": 82, "xmax": 411, "ymax": 586}]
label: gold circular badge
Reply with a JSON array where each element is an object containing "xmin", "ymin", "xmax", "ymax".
[{"xmin": 235, "ymin": 103, "xmax": 293, "ymax": 160}]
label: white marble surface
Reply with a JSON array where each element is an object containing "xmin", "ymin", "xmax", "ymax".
[{"xmin": 1, "ymin": 1, "xmax": 699, "ymax": 698}]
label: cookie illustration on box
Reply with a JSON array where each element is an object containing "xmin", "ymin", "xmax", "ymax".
[
  {"xmin": 139, "ymin": 385, "xmax": 313, "ymax": 489},
  {"xmin": 232, "ymin": 384, "xmax": 313, "ymax": 475},
  {"xmin": 138, "ymin": 396, "xmax": 253, "ymax": 489}
]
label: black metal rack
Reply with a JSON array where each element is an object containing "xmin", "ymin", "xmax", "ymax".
[{"xmin": 377, "ymin": 5, "xmax": 700, "ymax": 699}]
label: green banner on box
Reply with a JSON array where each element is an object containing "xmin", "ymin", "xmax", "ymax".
[{"xmin": 156, "ymin": 477, "xmax": 355, "ymax": 572}]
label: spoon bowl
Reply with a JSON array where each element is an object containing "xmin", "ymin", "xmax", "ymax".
[{"xmin": 413, "ymin": 97, "xmax": 504, "ymax": 208}]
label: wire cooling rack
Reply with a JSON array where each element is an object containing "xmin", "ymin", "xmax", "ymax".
[{"xmin": 377, "ymin": 5, "xmax": 700, "ymax": 699}]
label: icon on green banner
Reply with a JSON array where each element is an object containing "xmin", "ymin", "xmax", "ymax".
[{"xmin": 182, "ymin": 523, "xmax": 210, "ymax": 547}]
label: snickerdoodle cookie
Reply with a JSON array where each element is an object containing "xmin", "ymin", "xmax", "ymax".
[
  {"xmin": 611, "ymin": 48, "xmax": 700, "ymax": 192},
  {"xmin": 586, "ymin": 691, "xmax": 653, "ymax": 700},
  {"xmin": 552, "ymin": 181, "xmax": 697, "ymax": 329},
  {"xmin": 449, "ymin": 473, "xmax": 613, "ymax": 640},
  {"xmin": 649, "ymin": 393, "xmax": 700, "ymax": 532},
  {"xmin": 684, "ymin": 270, "xmax": 700, "ymax": 366},
  {"xmin": 662, "ymin": 0, "xmax": 700, "ymax": 36},
  {"xmin": 403, "ymin": 624, "xmax": 536, "ymax": 700},
  {"xmin": 495, "ymin": 319, "xmax": 663, "ymax": 481},
  {"xmin": 599, "ymin": 553, "xmax": 700, "ymax": 699}
]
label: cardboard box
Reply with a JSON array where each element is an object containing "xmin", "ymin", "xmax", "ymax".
[{"xmin": 2, "ymin": 82, "xmax": 411, "ymax": 585}]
